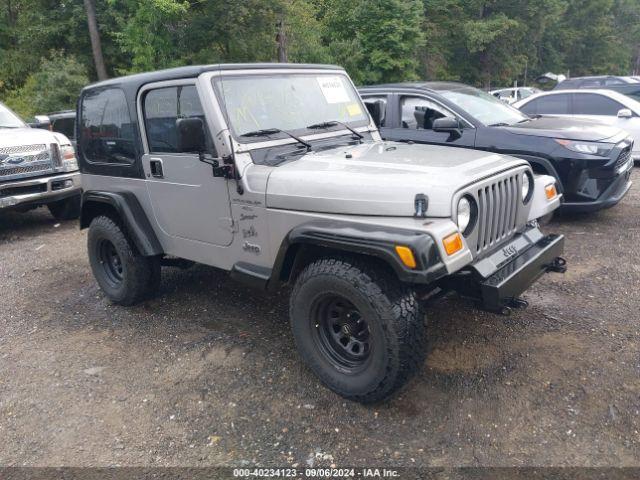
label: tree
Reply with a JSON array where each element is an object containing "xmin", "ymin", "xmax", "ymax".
[{"xmin": 83, "ymin": 0, "xmax": 108, "ymax": 79}]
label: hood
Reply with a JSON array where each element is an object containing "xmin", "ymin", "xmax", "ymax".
[
  {"xmin": 0, "ymin": 127, "xmax": 70, "ymax": 147},
  {"xmin": 503, "ymin": 115, "xmax": 625, "ymax": 142},
  {"xmin": 265, "ymin": 142, "xmax": 527, "ymax": 217}
]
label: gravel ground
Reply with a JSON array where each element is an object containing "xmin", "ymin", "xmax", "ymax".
[{"xmin": 0, "ymin": 170, "xmax": 639, "ymax": 468}]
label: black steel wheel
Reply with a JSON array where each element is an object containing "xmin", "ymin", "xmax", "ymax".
[
  {"xmin": 312, "ymin": 295, "xmax": 371, "ymax": 373},
  {"xmin": 87, "ymin": 215, "xmax": 161, "ymax": 305},
  {"xmin": 97, "ymin": 238, "xmax": 124, "ymax": 287},
  {"xmin": 290, "ymin": 257, "xmax": 426, "ymax": 403}
]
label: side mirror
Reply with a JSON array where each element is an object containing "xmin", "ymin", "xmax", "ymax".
[
  {"xmin": 176, "ymin": 117, "xmax": 206, "ymax": 153},
  {"xmin": 28, "ymin": 115, "xmax": 51, "ymax": 130},
  {"xmin": 433, "ymin": 117, "xmax": 462, "ymax": 137},
  {"xmin": 617, "ymin": 108, "xmax": 633, "ymax": 119},
  {"xmin": 365, "ymin": 100, "xmax": 385, "ymax": 127}
]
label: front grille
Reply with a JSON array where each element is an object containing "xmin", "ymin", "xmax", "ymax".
[
  {"xmin": 0, "ymin": 163, "xmax": 52, "ymax": 177},
  {"xmin": 0, "ymin": 144, "xmax": 46, "ymax": 155},
  {"xmin": 476, "ymin": 174, "xmax": 519, "ymax": 254},
  {"xmin": 615, "ymin": 148, "xmax": 631, "ymax": 169}
]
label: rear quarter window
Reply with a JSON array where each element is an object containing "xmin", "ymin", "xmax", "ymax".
[{"xmin": 79, "ymin": 88, "xmax": 137, "ymax": 165}]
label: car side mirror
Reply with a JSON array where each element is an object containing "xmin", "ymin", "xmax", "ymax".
[
  {"xmin": 365, "ymin": 100, "xmax": 385, "ymax": 127},
  {"xmin": 617, "ymin": 108, "xmax": 633, "ymax": 119},
  {"xmin": 176, "ymin": 117, "xmax": 207, "ymax": 153},
  {"xmin": 432, "ymin": 117, "xmax": 462, "ymax": 139},
  {"xmin": 28, "ymin": 115, "xmax": 51, "ymax": 130}
]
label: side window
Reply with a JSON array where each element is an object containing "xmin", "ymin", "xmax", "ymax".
[
  {"xmin": 580, "ymin": 79, "xmax": 603, "ymax": 88},
  {"xmin": 362, "ymin": 95, "xmax": 388, "ymax": 127},
  {"xmin": 401, "ymin": 96, "xmax": 454, "ymax": 130},
  {"xmin": 572, "ymin": 93, "xmax": 625, "ymax": 116},
  {"xmin": 605, "ymin": 78, "xmax": 625, "ymax": 86},
  {"xmin": 52, "ymin": 118, "xmax": 75, "ymax": 140},
  {"xmin": 143, "ymin": 85, "xmax": 211, "ymax": 154},
  {"xmin": 520, "ymin": 94, "xmax": 570, "ymax": 115},
  {"xmin": 80, "ymin": 88, "xmax": 136, "ymax": 165}
]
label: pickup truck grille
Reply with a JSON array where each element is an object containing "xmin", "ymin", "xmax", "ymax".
[
  {"xmin": 476, "ymin": 174, "xmax": 519, "ymax": 254},
  {"xmin": 0, "ymin": 145, "xmax": 52, "ymax": 179}
]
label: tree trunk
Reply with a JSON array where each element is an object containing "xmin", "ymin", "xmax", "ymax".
[
  {"xmin": 276, "ymin": 18, "xmax": 288, "ymax": 63},
  {"xmin": 83, "ymin": 0, "xmax": 108, "ymax": 80}
]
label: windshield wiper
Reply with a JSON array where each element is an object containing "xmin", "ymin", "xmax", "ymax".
[
  {"xmin": 307, "ymin": 121, "xmax": 364, "ymax": 142},
  {"xmin": 488, "ymin": 122, "xmax": 510, "ymax": 127},
  {"xmin": 240, "ymin": 128, "xmax": 311, "ymax": 151}
]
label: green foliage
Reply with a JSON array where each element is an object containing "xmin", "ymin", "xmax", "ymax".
[
  {"xmin": 5, "ymin": 52, "xmax": 89, "ymax": 118},
  {"xmin": 1, "ymin": 0, "xmax": 640, "ymax": 115}
]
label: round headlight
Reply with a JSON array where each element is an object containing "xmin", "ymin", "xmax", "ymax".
[
  {"xmin": 522, "ymin": 172, "xmax": 533, "ymax": 203},
  {"xmin": 457, "ymin": 196, "xmax": 474, "ymax": 235}
]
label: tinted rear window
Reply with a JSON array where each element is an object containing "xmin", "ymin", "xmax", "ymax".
[
  {"xmin": 79, "ymin": 88, "xmax": 136, "ymax": 165},
  {"xmin": 520, "ymin": 94, "xmax": 570, "ymax": 115},
  {"xmin": 572, "ymin": 93, "xmax": 624, "ymax": 116}
]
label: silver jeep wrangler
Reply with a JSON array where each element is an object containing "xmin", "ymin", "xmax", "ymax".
[
  {"xmin": 0, "ymin": 101, "xmax": 81, "ymax": 219},
  {"xmin": 78, "ymin": 64, "xmax": 565, "ymax": 403}
]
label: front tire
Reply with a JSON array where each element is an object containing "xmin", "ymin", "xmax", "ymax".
[
  {"xmin": 48, "ymin": 195, "xmax": 81, "ymax": 220},
  {"xmin": 290, "ymin": 257, "xmax": 426, "ymax": 403},
  {"xmin": 88, "ymin": 215, "xmax": 160, "ymax": 305}
]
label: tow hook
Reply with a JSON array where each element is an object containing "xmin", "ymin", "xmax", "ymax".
[{"xmin": 546, "ymin": 256, "xmax": 567, "ymax": 273}]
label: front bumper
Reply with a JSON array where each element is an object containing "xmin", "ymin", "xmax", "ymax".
[
  {"xmin": 560, "ymin": 165, "xmax": 632, "ymax": 213},
  {"xmin": 443, "ymin": 227, "xmax": 566, "ymax": 311},
  {"xmin": 478, "ymin": 234, "xmax": 565, "ymax": 310},
  {"xmin": 0, "ymin": 171, "xmax": 81, "ymax": 210}
]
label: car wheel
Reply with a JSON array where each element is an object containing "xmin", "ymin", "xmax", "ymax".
[
  {"xmin": 47, "ymin": 195, "xmax": 81, "ymax": 220},
  {"xmin": 290, "ymin": 257, "xmax": 426, "ymax": 403},
  {"xmin": 88, "ymin": 215, "xmax": 160, "ymax": 305}
]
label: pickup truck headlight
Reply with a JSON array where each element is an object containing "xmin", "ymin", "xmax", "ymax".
[
  {"xmin": 60, "ymin": 145, "xmax": 78, "ymax": 172},
  {"xmin": 554, "ymin": 139, "xmax": 613, "ymax": 157},
  {"xmin": 457, "ymin": 195, "xmax": 476, "ymax": 236}
]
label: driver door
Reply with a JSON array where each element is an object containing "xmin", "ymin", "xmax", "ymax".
[
  {"xmin": 140, "ymin": 82, "xmax": 233, "ymax": 247},
  {"xmin": 380, "ymin": 94, "xmax": 476, "ymax": 147}
]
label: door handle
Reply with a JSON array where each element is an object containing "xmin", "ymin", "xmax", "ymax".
[{"xmin": 150, "ymin": 158, "xmax": 164, "ymax": 178}]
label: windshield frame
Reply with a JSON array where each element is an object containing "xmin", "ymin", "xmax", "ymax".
[
  {"xmin": 435, "ymin": 85, "xmax": 530, "ymax": 127},
  {"xmin": 210, "ymin": 70, "xmax": 372, "ymax": 145},
  {"xmin": 0, "ymin": 101, "xmax": 27, "ymax": 128}
]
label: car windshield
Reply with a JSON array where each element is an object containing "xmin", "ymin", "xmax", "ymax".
[
  {"xmin": 213, "ymin": 73, "xmax": 369, "ymax": 141},
  {"xmin": 438, "ymin": 86, "xmax": 529, "ymax": 126},
  {"xmin": 0, "ymin": 102, "xmax": 26, "ymax": 128}
]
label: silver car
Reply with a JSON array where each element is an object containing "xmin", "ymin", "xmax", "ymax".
[{"xmin": 78, "ymin": 64, "xmax": 565, "ymax": 403}]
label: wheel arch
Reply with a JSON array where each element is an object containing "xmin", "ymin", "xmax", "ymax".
[
  {"xmin": 268, "ymin": 221, "xmax": 447, "ymax": 291},
  {"xmin": 511, "ymin": 154, "xmax": 564, "ymax": 194},
  {"xmin": 80, "ymin": 190, "xmax": 163, "ymax": 256}
]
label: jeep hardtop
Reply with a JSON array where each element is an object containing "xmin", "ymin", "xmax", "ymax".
[
  {"xmin": 78, "ymin": 63, "xmax": 565, "ymax": 402},
  {"xmin": 0, "ymin": 101, "xmax": 81, "ymax": 219}
]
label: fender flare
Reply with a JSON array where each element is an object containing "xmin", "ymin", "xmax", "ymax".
[
  {"xmin": 80, "ymin": 190, "xmax": 163, "ymax": 256},
  {"xmin": 511, "ymin": 154, "xmax": 564, "ymax": 194},
  {"xmin": 269, "ymin": 220, "xmax": 447, "ymax": 289}
]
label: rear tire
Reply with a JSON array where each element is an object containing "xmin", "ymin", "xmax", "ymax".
[
  {"xmin": 48, "ymin": 195, "xmax": 81, "ymax": 220},
  {"xmin": 88, "ymin": 215, "xmax": 160, "ymax": 305},
  {"xmin": 290, "ymin": 257, "xmax": 426, "ymax": 403}
]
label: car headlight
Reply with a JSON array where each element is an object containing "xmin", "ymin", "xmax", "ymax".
[
  {"xmin": 522, "ymin": 171, "xmax": 533, "ymax": 203},
  {"xmin": 457, "ymin": 195, "xmax": 476, "ymax": 236},
  {"xmin": 554, "ymin": 139, "xmax": 613, "ymax": 157}
]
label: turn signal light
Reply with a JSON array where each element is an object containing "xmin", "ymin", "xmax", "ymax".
[
  {"xmin": 443, "ymin": 232, "xmax": 463, "ymax": 256},
  {"xmin": 545, "ymin": 184, "xmax": 557, "ymax": 200},
  {"xmin": 395, "ymin": 245, "xmax": 417, "ymax": 269}
]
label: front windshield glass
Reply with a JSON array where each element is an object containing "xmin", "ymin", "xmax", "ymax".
[
  {"xmin": 213, "ymin": 73, "xmax": 369, "ymax": 141},
  {"xmin": 439, "ymin": 86, "xmax": 529, "ymax": 126},
  {"xmin": 0, "ymin": 102, "xmax": 26, "ymax": 128}
]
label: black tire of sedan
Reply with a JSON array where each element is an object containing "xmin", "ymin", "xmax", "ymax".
[
  {"xmin": 47, "ymin": 195, "xmax": 81, "ymax": 220},
  {"xmin": 290, "ymin": 257, "xmax": 426, "ymax": 403},
  {"xmin": 87, "ymin": 215, "xmax": 160, "ymax": 305}
]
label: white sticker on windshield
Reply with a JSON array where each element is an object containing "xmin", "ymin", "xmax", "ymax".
[{"xmin": 317, "ymin": 76, "xmax": 350, "ymax": 104}]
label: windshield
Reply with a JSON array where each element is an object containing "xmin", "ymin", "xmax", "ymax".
[
  {"xmin": 439, "ymin": 86, "xmax": 529, "ymax": 126},
  {"xmin": 213, "ymin": 73, "xmax": 369, "ymax": 141},
  {"xmin": 0, "ymin": 102, "xmax": 26, "ymax": 128}
]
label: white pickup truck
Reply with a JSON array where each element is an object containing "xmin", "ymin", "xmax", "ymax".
[{"xmin": 0, "ymin": 101, "xmax": 81, "ymax": 219}]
